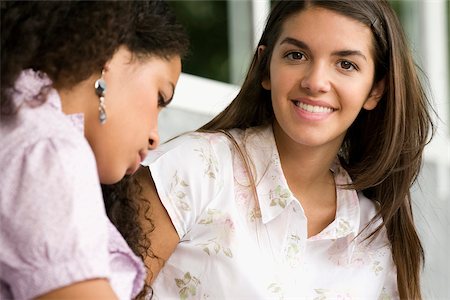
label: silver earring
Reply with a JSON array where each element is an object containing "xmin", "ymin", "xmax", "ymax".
[{"xmin": 94, "ymin": 70, "xmax": 107, "ymax": 124}]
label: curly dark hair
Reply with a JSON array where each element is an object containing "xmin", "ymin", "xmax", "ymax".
[
  {"xmin": 1, "ymin": 0, "xmax": 189, "ymax": 114},
  {"xmin": 2, "ymin": 1, "xmax": 188, "ymax": 298},
  {"xmin": 102, "ymin": 174, "xmax": 157, "ymax": 299}
]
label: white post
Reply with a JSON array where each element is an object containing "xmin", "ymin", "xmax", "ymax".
[
  {"xmin": 420, "ymin": 0, "xmax": 450, "ymax": 201},
  {"xmin": 227, "ymin": 0, "xmax": 253, "ymax": 85},
  {"xmin": 251, "ymin": 0, "xmax": 271, "ymax": 47},
  {"xmin": 417, "ymin": 1, "xmax": 449, "ymax": 298}
]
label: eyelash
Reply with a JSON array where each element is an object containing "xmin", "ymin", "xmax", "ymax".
[
  {"xmin": 158, "ymin": 93, "xmax": 167, "ymax": 108},
  {"xmin": 284, "ymin": 51, "xmax": 359, "ymax": 72},
  {"xmin": 338, "ymin": 60, "xmax": 358, "ymax": 71},
  {"xmin": 285, "ymin": 51, "xmax": 306, "ymax": 61}
]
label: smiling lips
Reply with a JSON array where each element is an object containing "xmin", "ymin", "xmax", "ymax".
[{"xmin": 293, "ymin": 100, "xmax": 335, "ymax": 113}]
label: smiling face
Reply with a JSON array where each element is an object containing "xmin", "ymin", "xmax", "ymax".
[
  {"xmin": 85, "ymin": 48, "xmax": 182, "ymax": 184},
  {"xmin": 262, "ymin": 7, "xmax": 384, "ymax": 155}
]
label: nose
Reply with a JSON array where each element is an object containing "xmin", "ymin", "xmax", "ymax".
[
  {"xmin": 300, "ymin": 62, "xmax": 331, "ymax": 94},
  {"xmin": 148, "ymin": 129, "xmax": 160, "ymax": 150}
]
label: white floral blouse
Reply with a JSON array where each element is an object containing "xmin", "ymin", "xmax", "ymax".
[{"xmin": 143, "ymin": 125, "xmax": 399, "ymax": 300}]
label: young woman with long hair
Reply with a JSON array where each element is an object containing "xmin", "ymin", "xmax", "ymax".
[{"xmin": 105, "ymin": 1, "xmax": 434, "ymax": 298}]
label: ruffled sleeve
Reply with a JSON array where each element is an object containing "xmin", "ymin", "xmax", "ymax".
[{"xmin": 0, "ymin": 136, "xmax": 110, "ymax": 299}]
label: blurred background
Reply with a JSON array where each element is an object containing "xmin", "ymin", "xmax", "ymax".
[{"xmin": 160, "ymin": 1, "xmax": 450, "ymax": 298}]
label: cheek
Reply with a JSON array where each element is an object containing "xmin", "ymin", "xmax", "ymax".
[
  {"xmin": 136, "ymin": 95, "xmax": 158, "ymax": 131},
  {"xmin": 144, "ymin": 106, "xmax": 159, "ymax": 131},
  {"xmin": 339, "ymin": 78, "xmax": 373, "ymax": 106},
  {"xmin": 270, "ymin": 75, "xmax": 295, "ymax": 106},
  {"xmin": 271, "ymin": 66, "xmax": 298, "ymax": 92}
]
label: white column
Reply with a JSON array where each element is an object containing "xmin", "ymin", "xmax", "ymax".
[
  {"xmin": 227, "ymin": 0, "xmax": 270, "ymax": 85},
  {"xmin": 420, "ymin": 0, "xmax": 450, "ymax": 200},
  {"xmin": 227, "ymin": 0, "xmax": 253, "ymax": 85},
  {"xmin": 417, "ymin": 2, "xmax": 449, "ymax": 297},
  {"xmin": 251, "ymin": 0, "xmax": 271, "ymax": 47}
]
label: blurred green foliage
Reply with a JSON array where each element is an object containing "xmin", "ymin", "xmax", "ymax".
[
  {"xmin": 171, "ymin": 0, "xmax": 449, "ymax": 90},
  {"xmin": 169, "ymin": 1, "xmax": 229, "ymax": 82}
]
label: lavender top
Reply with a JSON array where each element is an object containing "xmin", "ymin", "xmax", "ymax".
[{"xmin": 0, "ymin": 70, "xmax": 145, "ymax": 299}]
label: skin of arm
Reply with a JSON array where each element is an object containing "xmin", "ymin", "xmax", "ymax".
[
  {"xmin": 35, "ymin": 279, "xmax": 117, "ymax": 300},
  {"xmin": 134, "ymin": 166, "xmax": 180, "ymax": 285}
]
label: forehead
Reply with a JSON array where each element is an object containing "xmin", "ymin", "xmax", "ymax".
[{"xmin": 277, "ymin": 7, "xmax": 374, "ymax": 55}]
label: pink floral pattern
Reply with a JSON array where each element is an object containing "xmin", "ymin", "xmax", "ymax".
[{"xmin": 145, "ymin": 125, "xmax": 399, "ymax": 299}]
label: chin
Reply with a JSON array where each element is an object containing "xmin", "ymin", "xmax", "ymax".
[{"xmin": 99, "ymin": 170, "xmax": 126, "ymax": 185}]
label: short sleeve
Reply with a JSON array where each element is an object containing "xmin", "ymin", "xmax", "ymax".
[
  {"xmin": 143, "ymin": 133, "xmax": 230, "ymax": 240},
  {"xmin": 0, "ymin": 137, "xmax": 110, "ymax": 299}
]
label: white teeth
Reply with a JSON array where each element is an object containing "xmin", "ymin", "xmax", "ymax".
[{"xmin": 294, "ymin": 101, "xmax": 333, "ymax": 113}]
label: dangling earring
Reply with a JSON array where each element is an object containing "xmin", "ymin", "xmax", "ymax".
[{"xmin": 94, "ymin": 70, "xmax": 107, "ymax": 124}]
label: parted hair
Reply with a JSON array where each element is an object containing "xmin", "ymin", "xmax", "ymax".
[
  {"xmin": 102, "ymin": 1, "xmax": 434, "ymax": 299},
  {"xmin": 201, "ymin": 1, "xmax": 434, "ymax": 299}
]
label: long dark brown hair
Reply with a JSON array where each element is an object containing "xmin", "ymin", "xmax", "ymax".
[
  {"xmin": 202, "ymin": 1, "xmax": 434, "ymax": 299},
  {"xmin": 105, "ymin": 1, "xmax": 434, "ymax": 299}
]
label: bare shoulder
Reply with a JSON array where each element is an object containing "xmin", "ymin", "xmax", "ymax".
[{"xmin": 134, "ymin": 166, "xmax": 180, "ymax": 284}]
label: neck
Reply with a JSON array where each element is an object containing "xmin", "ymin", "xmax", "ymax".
[
  {"xmin": 272, "ymin": 122, "xmax": 340, "ymax": 188},
  {"xmin": 272, "ymin": 122, "xmax": 340, "ymax": 237},
  {"xmin": 56, "ymin": 75, "xmax": 98, "ymax": 118}
]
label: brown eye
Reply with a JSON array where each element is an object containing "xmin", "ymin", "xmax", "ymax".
[
  {"xmin": 339, "ymin": 60, "xmax": 357, "ymax": 71},
  {"xmin": 286, "ymin": 51, "xmax": 305, "ymax": 60}
]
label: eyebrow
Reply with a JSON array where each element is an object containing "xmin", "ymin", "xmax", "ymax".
[{"xmin": 279, "ymin": 37, "xmax": 367, "ymax": 61}]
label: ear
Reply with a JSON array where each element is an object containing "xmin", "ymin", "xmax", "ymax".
[
  {"xmin": 258, "ymin": 45, "xmax": 271, "ymax": 90},
  {"xmin": 363, "ymin": 78, "xmax": 385, "ymax": 110},
  {"xmin": 102, "ymin": 59, "xmax": 112, "ymax": 75},
  {"xmin": 103, "ymin": 64, "xmax": 110, "ymax": 73},
  {"xmin": 98, "ymin": 62, "xmax": 111, "ymax": 84}
]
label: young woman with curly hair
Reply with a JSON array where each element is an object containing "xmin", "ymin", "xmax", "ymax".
[{"xmin": 0, "ymin": 1, "xmax": 188, "ymax": 299}]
